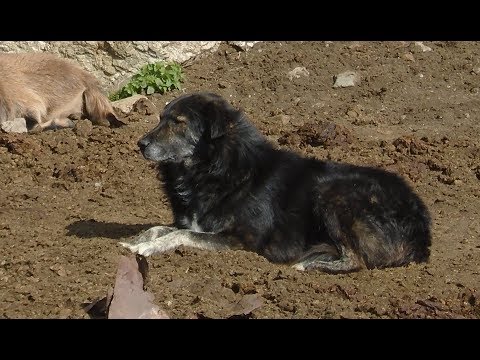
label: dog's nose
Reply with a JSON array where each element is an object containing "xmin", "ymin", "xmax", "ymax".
[{"xmin": 137, "ymin": 137, "xmax": 150, "ymax": 153}]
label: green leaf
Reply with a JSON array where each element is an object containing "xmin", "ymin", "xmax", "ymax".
[{"xmin": 115, "ymin": 61, "xmax": 184, "ymax": 99}]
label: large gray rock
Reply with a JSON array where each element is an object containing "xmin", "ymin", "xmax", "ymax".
[{"xmin": 0, "ymin": 41, "xmax": 232, "ymax": 92}]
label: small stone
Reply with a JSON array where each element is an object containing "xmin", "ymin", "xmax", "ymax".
[
  {"xmin": 227, "ymin": 41, "xmax": 259, "ymax": 51},
  {"xmin": 346, "ymin": 109, "xmax": 359, "ymax": 118},
  {"xmin": 403, "ymin": 53, "xmax": 415, "ymax": 62},
  {"xmin": 1, "ymin": 118, "xmax": 28, "ymax": 133},
  {"xmin": 287, "ymin": 67, "xmax": 310, "ymax": 81},
  {"xmin": 333, "ymin": 71, "xmax": 360, "ymax": 88},
  {"xmin": 414, "ymin": 42, "xmax": 433, "ymax": 52},
  {"xmin": 453, "ymin": 179, "xmax": 463, "ymax": 185},
  {"xmin": 132, "ymin": 98, "xmax": 158, "ymax": 116},
  {"xmin": 112, "ymin": 95, "xmax": 150, "ymax": 115},
  {"xmin": 472, "ymin": 67, "xmax": 480, "ymax": 75},
  {"xmin": 279, "ymin": 115, "xmax": 291, "ymax": 125}
]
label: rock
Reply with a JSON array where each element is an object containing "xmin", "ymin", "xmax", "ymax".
[
  {"xmin": 112, "ymin": 95, "xmax": 151, "ymax": 115},
  {"xmin": 1, "ymin": 118, "xmax": 28, "ymax": 133},
  {"xmin": 346, "ymin": 109, "xmax": 359, "ymax": 118},
  {"xmin": 472, "ymin": 67, "xmax": 480, "ymax": 75},
  {"xmin": 108, "ymin": 255, "xmax": 169, "ymax": 319},
  {"xmin": 227, "ymin": 41, "xmax": 259, "ymax": 51},
  {"xmin": 74, "ymin": 119, "xmax": 93, "ymax": 138},
  {"xmin": 132, "ymin": 97, "xmax": 158, "ymax": 116},
  {"xmin": 414, "ymin": 42, "xmax": 433, "ymax": 52},
  {"xmin": 403, "ymin": 53, "xmax": 415, "ymax": 62},
  {"xmin": 287, "ymin": 67, "xmax": 310, "ymax": 81},
  {"xmin": 333, "ymin": 71, "xmax": 360, "ymax": 88}
]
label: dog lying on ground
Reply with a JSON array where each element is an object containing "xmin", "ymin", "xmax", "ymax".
[
  {"xmin": 0, "ymin": 52, "xmax": 124, "ymax": 132},
  {"xmin": 121, "ymin": 92, "xmax": 431, "ymax": 273}
]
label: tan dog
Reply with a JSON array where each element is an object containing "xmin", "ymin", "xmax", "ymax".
[{"xmin": 0, "ymin": 52, "xmax": 124, "ymax": 132}]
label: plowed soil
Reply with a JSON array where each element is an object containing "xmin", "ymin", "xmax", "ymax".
[{"xmin": 1, "ymin": 41, "xmax": 479, "ymax": 318}]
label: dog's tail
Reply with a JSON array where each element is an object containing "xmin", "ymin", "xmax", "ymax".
[{"xmin": 83, "ymin": 84, "xmax": 125, "ymax": 128}]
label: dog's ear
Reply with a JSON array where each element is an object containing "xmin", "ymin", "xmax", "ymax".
[{"xmin": 204, "ymin": 100, "xmax": 231, "ymax": 140}]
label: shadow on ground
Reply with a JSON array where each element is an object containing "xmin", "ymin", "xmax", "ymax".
[{"xmin": 66, "ymin": 220, "xmax": 160, "ymax": 239}]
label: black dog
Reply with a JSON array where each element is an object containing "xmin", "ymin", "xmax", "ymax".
[{"xmin": 121, "ymin": 92, "xmax": 431, "ymax": 273}]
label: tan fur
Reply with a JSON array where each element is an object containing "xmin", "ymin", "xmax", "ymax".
[{"xmin": 0, "ymin": 52, "xmax": 123, "ymax": 132}]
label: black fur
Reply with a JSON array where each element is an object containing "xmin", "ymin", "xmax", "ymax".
[{"xmin": 137, "ymin": 92, "xmax": 431, "ymax": 273}]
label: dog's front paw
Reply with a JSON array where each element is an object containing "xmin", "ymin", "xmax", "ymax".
[
  {"xmin": 121, "ymin": 226, "xmax": 177, "ymax": 247},
  {"xmin": 119, "ymin": 227, "xmax": 185, "ymax": 257},
  {"xmin": 120, "ymin": 240, "xmax": 163, "ymax": 257}
]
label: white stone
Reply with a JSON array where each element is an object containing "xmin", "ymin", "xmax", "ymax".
[
  {"xmin": 1, "ymin": 118, "xmax": 28, "ymax": 133},
  {"xmin": 228, "ymin": 41, "xmax": 259, "ymax": 50},
  {"xmin": 287, "ymin": 67, "xmax": 310, "ymax": 81},
  {"xmin": 414, "ymin": 41, "xmax": 432, "ymax": 52},
  {"xmin": 333, "ymin": 71, "xmax": 361, "ymax": 88}
]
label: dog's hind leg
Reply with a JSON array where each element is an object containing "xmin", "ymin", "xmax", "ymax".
[
  {"xmin": 120, "ymin": 227, "xmax": 245, "ymax": 257},
  {"xmin": 292, "ymin": 247, "xmax": 362, "ymax": 273},
  {"xmin": 292, "ymin": 212, "xmax": 364, "ymax": 273}
]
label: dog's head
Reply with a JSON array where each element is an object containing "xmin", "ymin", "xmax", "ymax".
[{"xmin": 137, "ymin": 92, "xmax": 241, "ymax": 163}]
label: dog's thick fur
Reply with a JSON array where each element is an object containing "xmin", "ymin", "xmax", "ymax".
[
  {"xmin": 122, "ymin": 92, "xmax": 432, "ymax": 273},
  {"xmin": 0, "ymin": 52, "xmax": 123, "ymax": 132}
]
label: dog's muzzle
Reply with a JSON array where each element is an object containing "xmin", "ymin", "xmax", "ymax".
[{"xmin": 137, "ymin": 137, "xmax": 150, "ymax": 155}]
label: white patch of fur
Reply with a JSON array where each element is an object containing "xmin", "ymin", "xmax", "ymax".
[
  {"xmin": 179, "ymin": 213, "xmax": 203, "ymax": 232},
  {"xmin": 190, "ymin": 213, "xmax": 203, "ymax": 232}
]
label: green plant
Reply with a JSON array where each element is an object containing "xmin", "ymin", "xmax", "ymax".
[{"xmin": 110, "ymin": 61, "xmax": 184, "ymax": 101}]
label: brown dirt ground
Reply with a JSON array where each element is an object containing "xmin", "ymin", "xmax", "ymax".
[{"xmin": 1, "ymin": 41, "xmax": 479, "ymax": 319}]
